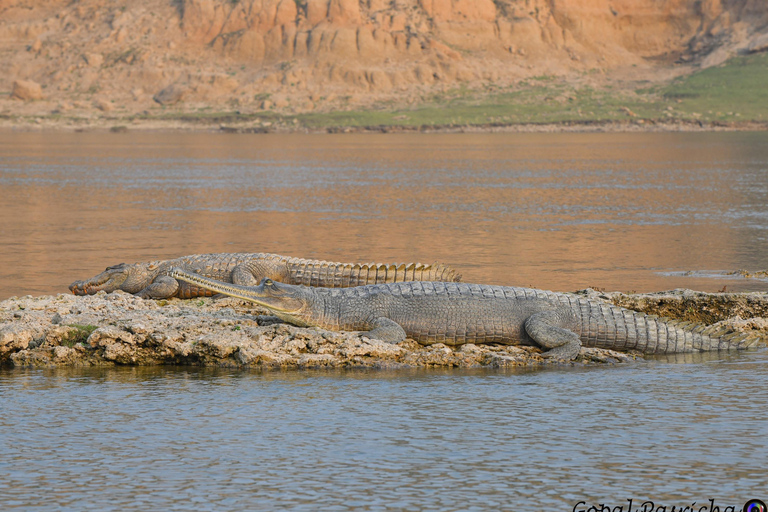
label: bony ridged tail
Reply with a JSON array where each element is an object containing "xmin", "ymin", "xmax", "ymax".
[
  {"xmin": 648, "ymin": 316, "xmax": 763, "ymax": 353},
  {"xmin": 287, "ymin": 260, "xmax": 461, "ymax": 287},
  {"xmin": 694, "ymin": 321, "xmax": 762, "ymax": 350}
]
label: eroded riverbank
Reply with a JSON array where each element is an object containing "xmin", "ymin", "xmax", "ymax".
[{"xmin": 2, "ymin": 289, "xmax": 766, "ymax": 369}]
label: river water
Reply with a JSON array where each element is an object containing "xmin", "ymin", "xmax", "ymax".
[
  {"xmin": 2, "ymin": 132, "xmax": 768, "ymax": 298},
  {"xmin": 1, "ymin": 132, "xmax": 767, "ymax": 509}
]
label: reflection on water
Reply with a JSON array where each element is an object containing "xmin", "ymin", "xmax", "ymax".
[
  {"xmin": 2, "ymin": 132, "xmax": 768, "ymax": 298},
  {"xmin": 1, "ymin": 354, "xmax": 767, "ymax": 510},
  {"xmin": 2, "ymin": 132, "xmax": 768, "ymax": 509}
]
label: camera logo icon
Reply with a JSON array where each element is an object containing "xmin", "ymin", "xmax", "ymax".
[{"xmin": 744, "ymin": 499, "xmax": 766, "ymax": 512}]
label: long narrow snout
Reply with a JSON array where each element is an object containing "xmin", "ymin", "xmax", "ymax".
[
  {"xmin": 170, "ymin": 267, "xmax": 302, "ymax": 316},
  {"xmin": 170, "ymin": 268, "xmax": 270, "ymax": 304}
]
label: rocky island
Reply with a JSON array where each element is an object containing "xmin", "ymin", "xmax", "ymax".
[{"xmin": 2, "ymin": 289, "xmax": 766, "ymax": 368}]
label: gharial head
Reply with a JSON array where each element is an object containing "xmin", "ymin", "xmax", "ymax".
[
  {"xmin": 69, "ymin": 262, "xmax": 158, "ymax": 295},
  {"xmin": 170, "ymin": 268, "xmax": 314, "ymax": 326}
]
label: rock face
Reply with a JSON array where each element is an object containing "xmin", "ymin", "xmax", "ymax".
[
  {"xmin": 1, "ymin": 289, "xmax": 766, "ymax": 369},
  {"xmin": 0, "ymin": 0, "xmax": 767, "ymax": 114}
]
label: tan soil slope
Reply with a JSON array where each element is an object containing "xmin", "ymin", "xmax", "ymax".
[{"xmin": 1, "ymin": 0, "xmax": 767, "ymax": 115}]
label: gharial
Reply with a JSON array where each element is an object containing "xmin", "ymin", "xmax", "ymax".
[
  {"xmin": 69, "ymin": 253, "xmax": 461, "ymax": 299},
  {"xmin": 170, "ymin": 268, "xmax": 761, "ymax": 361}
]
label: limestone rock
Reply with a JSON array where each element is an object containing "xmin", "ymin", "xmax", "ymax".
[
  {"xmin": 11, "ymin": 80, "xmax": 44, "ymax": 101},
  {"xmin": 0, "ymin": 324, "xmax": 35, "ymax": 354},
  {"xmin": 153, "ymin": 84, "xmax": 186, "ymax": 105},
  {"xmin": 701, "ymin": 46, "xmax": 732, "ymax": 68},
  {"xmin": 748, "ymin": 32, "xmax": 768, "ymax": 53}
]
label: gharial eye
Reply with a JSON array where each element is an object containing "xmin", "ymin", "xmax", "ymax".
[{"xmin": 264, "ymin": 279, "xmax": 273, "ymax": 286}]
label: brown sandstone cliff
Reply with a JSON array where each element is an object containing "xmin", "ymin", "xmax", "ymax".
[{"xmin": 1, "ymin": 0, "xmax": 767, "ymax": 117}]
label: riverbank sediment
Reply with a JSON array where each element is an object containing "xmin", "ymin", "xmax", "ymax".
[{"xmin": 3, "ymin": 116, "xmax": 768, "ymax": 134}]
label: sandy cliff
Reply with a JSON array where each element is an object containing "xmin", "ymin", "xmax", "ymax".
[{"xmin": 1, "ymin": 0, "xmax": 767, "ymax": 117}]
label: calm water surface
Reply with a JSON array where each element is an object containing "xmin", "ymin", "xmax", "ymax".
[
  {"xmin": 2, "ymin": 132, "xmax": 768, "ymax": 297},
  {"xmin": 1, "ymin": 132, "xmax": 768, "ymax": 509},
  {"xmin": 2, "ymin": 357, "xmax": 767, "ymax": 510}
]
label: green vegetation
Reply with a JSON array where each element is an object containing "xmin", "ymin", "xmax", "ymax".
[
  {"xmin": 660, "ymin": 52, "xmax": 768, "ymax": 122},
  {"xmin": 294, "ymin": 52, "xmax": 768, "ymax": 130},
  {"xmin": 61, "ymin": 324, "xmax": 98, "ymax": 347}
]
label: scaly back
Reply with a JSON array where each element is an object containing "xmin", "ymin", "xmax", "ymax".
[{"xmin": 316, "ymin": 282, "xmax": 761, "ymax": 353}]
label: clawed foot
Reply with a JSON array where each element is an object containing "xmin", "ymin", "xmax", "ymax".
[{"xmin": 540, "ymin": 343, "xmax": 581, "ymax": 361}]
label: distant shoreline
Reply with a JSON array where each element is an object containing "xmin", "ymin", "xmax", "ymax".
[
  {"xmin": 4, "ymin": 51, "xmax": 767, "ymax": 135},
  {"xmin": 3, "ymin": 116, "xmax": 767, "ymax": 134}
]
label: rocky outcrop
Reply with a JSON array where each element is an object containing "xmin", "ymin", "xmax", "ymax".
[
  {"xmin": 1, "ymin": 289, "xmax": 765, "ymax": 369},
  {"xmin": 11, "ymin": 79, "xmax": 43, "ymax": 100},
  {"xmin": 153, "ymin": 84, "xmax": 187, "ymax": 105},
  {"xmin": 0, "ymin": 0, "xmax": 767, "ymax": 115}
]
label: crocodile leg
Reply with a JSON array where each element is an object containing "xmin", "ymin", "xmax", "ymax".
[
  {"xmin": 524, "ymin": 311, "xmax": 582, "ymax": 360},
  {"xmin": 135, "ymin": 275, "xmax": 180, "ymax": 299},
  {"xmin": 362, "ymin": 318, "xmax": 407, "ymax": 344}
]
